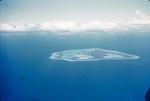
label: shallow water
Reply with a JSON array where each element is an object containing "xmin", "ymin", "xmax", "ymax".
[{"xmin": 1, "ymin": 32, "xmax": 150, "ymax": 101}]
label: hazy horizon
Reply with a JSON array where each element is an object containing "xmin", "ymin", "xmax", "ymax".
[{"xmin": 0, "ymin": 0, "xmax": 150, "ymax": 23}]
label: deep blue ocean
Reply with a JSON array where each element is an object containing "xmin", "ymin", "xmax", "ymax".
[{"xmin": 0, "ymin": 32, "xmax": 150, "ymax": 101}]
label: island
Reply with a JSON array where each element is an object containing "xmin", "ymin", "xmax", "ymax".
[{"xmin": 49, "ymin": 48, "xmax": 139, "ymax": 62}]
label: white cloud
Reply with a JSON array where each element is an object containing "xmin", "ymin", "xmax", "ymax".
[
  {"xmin": 0, "ymin": 10, "xmax": 150, "ymax": 34},
  {"xmin": 0, "ymin": 23, "xmax": 26, "ymax": 32}
]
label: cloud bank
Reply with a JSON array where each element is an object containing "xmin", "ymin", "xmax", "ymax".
[{"xmin": 0, "ymin": 10, "xmax": 150, "ymax": 33}]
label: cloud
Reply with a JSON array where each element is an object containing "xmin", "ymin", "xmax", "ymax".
[
  {"xmin": 0, "ymin": 23, "xmax": 26, "ymax": 32},
  {"xmin": 0, "ymin": 10, "xmax": 150, "ymax": 34}
]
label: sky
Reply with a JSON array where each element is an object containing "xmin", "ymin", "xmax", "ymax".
[
  {"xmin": 0, "ymin": 0, "xmax": 150, "ymax": 23},
  {"xmin": 0, "ymin": 0, "xmax": 150, "ymax": 33}
]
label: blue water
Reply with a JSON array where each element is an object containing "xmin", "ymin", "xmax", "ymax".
[{"xmin": 0, "ymin": 32, "xmax": 150, "ymax": 101}]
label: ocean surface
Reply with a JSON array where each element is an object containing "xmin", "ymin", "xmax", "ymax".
[{"xmin": 0, "ymin": 32, "xmax": 150, "ymax": 101}]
